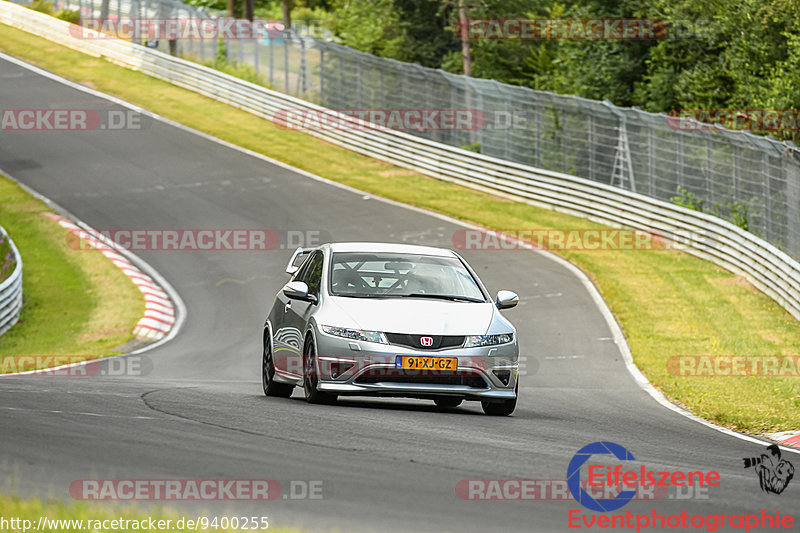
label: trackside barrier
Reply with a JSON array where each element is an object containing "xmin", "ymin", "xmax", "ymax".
[
  {"xmin": 2, "ymin": 0, "xmax": 799, "ymax": 321},
  {"xmin": 0, "ymin": 225, "xmax": 22, "ymax": 337}
]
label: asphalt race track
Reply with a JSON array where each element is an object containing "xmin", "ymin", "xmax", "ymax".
[{"xmin": 0, "ymin": 55, "xmax": 797, "ymax": 532}]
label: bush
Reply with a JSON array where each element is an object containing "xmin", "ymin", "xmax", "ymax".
[
  {"xmin": 461, "ymin": 141, "xmax": 481, "ymax": 153},
  {"xmin": 27, "ymin": 0, "xmax": 54, "ymax": 15},
  {"xmin": 204, "ymin": 59, "xmax": 269, "ymax": 88},
  {"xmin": 55, "ymin": 8, "xmax": 80, "ymax": 24},
  {"xmin": 201, "ymin": 39, "xmax": 270, "ymax": 88},
  {"xmin": 670, "ymin": 186, "xmax": 704, "ymax": 212},
  {"xmin": 671, "ymin": 186, "xmax": 750, "ymax": 231}
]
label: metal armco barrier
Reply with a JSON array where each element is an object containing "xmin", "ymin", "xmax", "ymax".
[
  {"xmin": 1, "ymin": 0, "xmax": 798, "ymax": 321},
  {"xmin": 0, "ymin": 225, "xmax": 22, "ymax": 337}
]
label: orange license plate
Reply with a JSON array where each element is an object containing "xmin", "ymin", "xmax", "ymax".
[{"xmin": 396, "ymin": 356, "xmax": 457, "ymax": 371}]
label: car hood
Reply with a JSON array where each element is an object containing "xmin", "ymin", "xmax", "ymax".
[{"xmin": 326, "ymin": 297, "xmax": 496, "ymax": 335}]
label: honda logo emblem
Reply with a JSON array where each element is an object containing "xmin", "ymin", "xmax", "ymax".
[{"xmin": 420, "ymin": 336, "xmax": 434, "ymax": 347}]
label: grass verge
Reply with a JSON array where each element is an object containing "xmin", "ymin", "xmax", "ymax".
[
  {"xmin": 1, "ymin": 22, "xmax": 799, "ymax": 433},
  {"xmin": 0, "ymin": 174, "xmax": 144, "ymax": 367},
  {"xmin": 0, "ymin": 494, "xmax": 299, "ymax": 532}
]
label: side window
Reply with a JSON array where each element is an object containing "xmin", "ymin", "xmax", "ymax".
[
  {"xmin": 292, "ymin": 252, "xmax": 314, "ymax": 282},
  {"xmin": 305, "ymin": 252, "xmax": 324, "ymax": 297}
]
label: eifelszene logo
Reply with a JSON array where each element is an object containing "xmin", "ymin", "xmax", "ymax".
[
  {"xmin": 567, "ymin": 441, "xmax": 637, "ymax": 512},
  {"xmin": 566, "ymin": 441, "xmax": 721, "ymax": 512},
  {"xmin": 743, "ymin": 444, "xmax": 794, "ymax": 495}
]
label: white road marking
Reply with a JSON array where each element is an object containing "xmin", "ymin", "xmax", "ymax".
[{"xmin": 1, "ymin": 406, "xmax": 157, "ymax": 419}]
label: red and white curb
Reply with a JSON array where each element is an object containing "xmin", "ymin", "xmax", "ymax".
[
  {"xmin": 47, "ymin": 214, "xmax": 175, "ymax": 341},
  {"xmin": 765, "ymin": 431, "xmax": 800, "ymax": 449}
]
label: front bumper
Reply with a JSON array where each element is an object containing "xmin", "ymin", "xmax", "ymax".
[{"xmin": 314, "ymin": 332, "xmax": 519, "ymax": 401}]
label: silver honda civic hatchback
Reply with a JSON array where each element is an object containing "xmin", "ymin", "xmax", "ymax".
[{"xmin": 262, "ymin": 242, "xmax": 520, "ymax": 415}]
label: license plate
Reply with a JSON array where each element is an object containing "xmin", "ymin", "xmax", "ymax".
[{"xmin": 396, "ymin": 356, "xmax": 457, "ymax": 371}]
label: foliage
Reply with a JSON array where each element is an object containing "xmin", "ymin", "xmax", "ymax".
[
  {"xmin": 671, "ymin": 187, "xmax": 750, "ymax": 231},
  {"xmin": 460, "ymin": 141, "xmax": 481, "ymax": 153},
  {"xmin": 199, "ymin": 39, "xmax": 271, "ymax": 87},
  {"xmin": 55, "ymin": 8, "xmax": 81, "ymax": 24},
  {"xmin": 290, "ymin": 0, "xmax": 800, "ymax": 144},
  {"xmin": 328, "ymin": 0, "xmax": 409, "ymax": 59},
  {"xmin": 27, "ymin": 0, "xmax": 54, "ymax": 15},
  {"xmin": 670, "ymin": 186, "xmax": 704, "ymax": 212}
]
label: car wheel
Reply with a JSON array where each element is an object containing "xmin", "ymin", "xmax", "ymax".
[
  {"xmin": 263, "ymin": 335, "xmax": 294, "ymax": 398},
  {"xmin": 303, "ymin": 336, "xmax": 337, "ymax": 404},
  {"xmin": 433, "ymin": 397, "xmax": 463, "ymax": 409},
  {"xmin": 481, "ymin": 382, "xmax": 517, "ymax": 416}
]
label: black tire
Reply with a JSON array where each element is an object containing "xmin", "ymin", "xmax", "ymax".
[
  {"xmin": 303, "ymin": 336, "xmax": 337, "ymax": 404},
  {"xmin": 481, "ymin": 382, "xmax": 517, "ymax": 416},
  {"xmin": 433, "ymin": 397, "xmax": 463, "ymax": 409},
  {"xmin": 262, "ymin": 334, "xmax": 294, "ymax": 398}
]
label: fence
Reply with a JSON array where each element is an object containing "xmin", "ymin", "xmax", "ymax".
[
  {"xmin": 1, "ymin": 0, "xmax": 799, "ymax": 324},
  {"xmin": 18, "ymin": 0, "xmax": 800, "ymax": 261},
  {"xmin": 35, "ymin": 0, "xmax": 329, "ymax": 98},
  {"xmin": 0, "ymin": 225, "xmax": 22, "ymax": 337}
]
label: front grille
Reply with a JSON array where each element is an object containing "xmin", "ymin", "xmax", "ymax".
[
  {"xmin": 355, "ymin": 372, "xmax": 487, "ymax": 389},
  {"xmin": 385, "ymin": 333, "xmax": 465, "ymax": 350}
]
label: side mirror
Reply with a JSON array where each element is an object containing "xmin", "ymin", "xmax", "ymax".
[
  {"xmin": 495, "ymin": 290, "xmax": 519, "ymax": 310},
  {"xmin": 283, "ymin": 281, "xmax": 317, "ymax": 303}
]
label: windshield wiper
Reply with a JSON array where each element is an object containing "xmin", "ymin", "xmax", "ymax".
[{"xmin": 399, "ymin": 293, "xmax": 483, "ymax": 303}]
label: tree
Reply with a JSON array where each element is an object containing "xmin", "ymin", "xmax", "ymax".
[
  {"xmin": 282, "ymin": 0, "xmax": 294, "ymax": 28},
  {"xmin": 329, "ymin": 0, "xmax": 408, "ymax": 58}
]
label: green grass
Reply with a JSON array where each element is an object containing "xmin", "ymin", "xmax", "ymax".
[
  {"xmin": 0, "ymin": 174, "xmax": 144, "ymax": 365},
  {"xmin": 0, "ymin": 494, "xmax": 300, "ymax": 533},
  {"xmin": 1, "ymin": 22, "xmax": 799, "ymax": 433}
]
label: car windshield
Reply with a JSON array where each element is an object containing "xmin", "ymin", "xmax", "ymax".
[{"xmin": 329, "ymin": 252, "xmax": 486, "ymax": 301}]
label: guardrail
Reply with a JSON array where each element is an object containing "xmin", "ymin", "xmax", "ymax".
[
  {"xmin": 2, "ymin": 0, "xmax": 799, "ymax": 322},
  {"xmin": 0, "ymin": 225, "xmax": 23, "ymax": 337}
]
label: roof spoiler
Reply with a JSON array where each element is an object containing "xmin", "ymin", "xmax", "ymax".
[{"xmin": 285, "ymin": 247, "xmax": 314, "ymax": 275}]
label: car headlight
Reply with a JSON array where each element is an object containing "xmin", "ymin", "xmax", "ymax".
[
  {"xmin": 464, "ymin": 333, "xmax": 514, "ymax": 348},
  {"xmin": 321, "ymin": 325, "xmax": 387, "ymax": 344}
]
